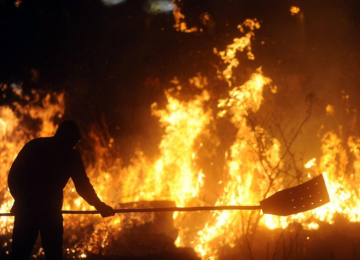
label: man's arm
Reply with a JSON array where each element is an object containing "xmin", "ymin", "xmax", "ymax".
[{"xmin": 70, "ymin": 150, "xmax": 114, "ymax": 217}]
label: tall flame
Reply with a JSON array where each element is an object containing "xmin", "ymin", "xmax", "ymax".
[{"xmin": 119, "ymin": 85, "xmax": 210, "ymax": 206}]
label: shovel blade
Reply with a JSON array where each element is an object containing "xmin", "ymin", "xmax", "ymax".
[{"xmin": 260, "ymin": 174, "xmax": 330, "ymax": 216}]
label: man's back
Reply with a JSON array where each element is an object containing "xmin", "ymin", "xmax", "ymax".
[{"xmin": 8, "ymin": 137, "xmax": 91, "ymax": 216}]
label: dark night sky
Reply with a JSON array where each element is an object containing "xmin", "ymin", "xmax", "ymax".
[{"xmin": 1, "ymin": 0, "xmax": 360, "ymax": 161}]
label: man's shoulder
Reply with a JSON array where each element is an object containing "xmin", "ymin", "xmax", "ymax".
[
  {"xmin": 27, "ymin": 137, "xmax": 51, "ymax": 144},
  {"xmin": 24, "ymin": 137, "xmax": 52, "ymax": 149}
]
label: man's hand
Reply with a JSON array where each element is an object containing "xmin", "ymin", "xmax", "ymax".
[{"xmin": 97, "ymin": 202, "xmax": 115, "ymax": 218}]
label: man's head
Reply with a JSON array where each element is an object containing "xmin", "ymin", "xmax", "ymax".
[{"xmin": 54, "ymin": 120, "xmax": 81, "ymax": 149}]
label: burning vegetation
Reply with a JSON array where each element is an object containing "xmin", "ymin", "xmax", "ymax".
[{"xmin": 1, "ymin": 1, "xmax": 360, "ymax": 260}]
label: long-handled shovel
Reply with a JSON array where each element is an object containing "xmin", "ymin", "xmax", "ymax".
[{"xmin": 0, "ymin": 174, "xmax": 330, "ymax": 217}]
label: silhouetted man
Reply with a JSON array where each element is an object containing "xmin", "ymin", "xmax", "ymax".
[{"xmin": 8, "ymin": 120, "xmax": 115, "ymax": 260}]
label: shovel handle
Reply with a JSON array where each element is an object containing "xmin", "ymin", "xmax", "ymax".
[{"xmin": 0, "ymin": 205, "xmax": 262, "ymax": 216}]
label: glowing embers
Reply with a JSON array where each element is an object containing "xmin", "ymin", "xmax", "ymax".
[
  {"xmin": 14, "ymin": 0, "xmax": 22, "ymax": 8},
  {"xmin": 326, "ymin": 104, "xmax": 335, "ymax": 115},
  {"xmin": 290, "ymin": 6, "xmax": 300, "ymax": 15},
  {"xmin": 172, "ymin": 0, "xmax": 198, "ymax": 33}
]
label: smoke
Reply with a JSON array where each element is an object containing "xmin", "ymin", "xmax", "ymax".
[
  {"xmin": 144, "ymin": 0, "xmax": 174, "ymax": 14},
  {"xmin": 101, "ymin": 0, "xmax": 127, "ymax": 6},
  {"xmin": 101, "ymin": 0, "xmax": 174, "ymax": 13}
]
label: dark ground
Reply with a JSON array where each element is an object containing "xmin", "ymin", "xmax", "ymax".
[{"xmin": 1, "ymin": 215, "xmax": 360, "ymax": 260}]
